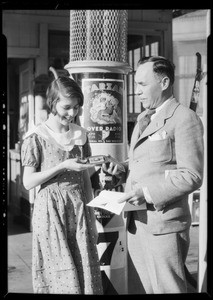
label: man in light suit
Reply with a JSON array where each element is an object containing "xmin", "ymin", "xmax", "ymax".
[{"xmin": 102, "ymin": 56, "xmax": 204, "ymax": 293}]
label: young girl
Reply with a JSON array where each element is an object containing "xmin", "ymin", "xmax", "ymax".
[{"xmin": 21, "ymin": 69, "xmax": 103, "ymax": 294}]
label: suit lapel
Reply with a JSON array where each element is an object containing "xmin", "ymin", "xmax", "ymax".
[{"xmin": 133, "ymin": 98, "xmax": 180, "ymax": 150}]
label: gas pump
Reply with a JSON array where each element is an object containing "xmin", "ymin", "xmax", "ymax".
[{"xmin": 65, "ymin": 10, "xmax": 131, "ymax": 294}]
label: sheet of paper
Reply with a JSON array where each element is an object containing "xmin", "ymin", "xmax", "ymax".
[{"xmin": 87, "ymin": 190, "xmax": 146, "ymax": 215}]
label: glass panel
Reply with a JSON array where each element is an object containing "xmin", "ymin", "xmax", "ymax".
[
  {"xmin": 146, "ymin": 35, "xmax": 161, "ymax": 57},
  {"xmin": 134, "ymin": 48, "xmax": 140, "ymax": 70},
  {"xmin": 128, "ymin": 34, "xmax": 143, "ymax": 51},
  {"xmin": 151, "ymin": 41, "xmax": 159, "ymax": 56},
  {"xmin": 48, "ymin": 30, "xmax": 69, "ymax": 70},
  {"xmin": 145, "ymin": 44, "xmax": 150, "ymax": 56},
  {"xmin": 128, "ymin": 74, "xmax": 133, "ymax": 95},
  {"xmin": 179, "ymin": 56, "xmax": 196, "ymax": 75},
  {"xmin": 128, "ymin": 51, "xmax": 133, "ymax": 67},
  {"xmin": 135, "ymin": 94, "xmax": 142, "ymax": 113},
  {"xmin": 21, "ymin": 70, "xmax": 29, "ymax": 93},
  {"xmin": 179, "ymin": 77, "xmax": 194, "ymax": 107},
  {"xmin": 128, "ymin": 95, "xmax": 133, "ymax": 113}
]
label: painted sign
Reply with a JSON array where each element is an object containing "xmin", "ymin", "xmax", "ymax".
[
  {"xmin": 82, "ymin": 79, "xmax": 124, "ymax": 143},
  {"xmin": 90, "ymin": 167, "xmax": 127, "ymax": 294}
]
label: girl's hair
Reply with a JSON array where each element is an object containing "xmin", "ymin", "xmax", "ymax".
[
  {"xmin": 137, "ymin": 56, "xmax": 175, "ymax": 86},
  {"xmin": 46, "ymin": 76, "xmax": 84, "ymax": 115}
]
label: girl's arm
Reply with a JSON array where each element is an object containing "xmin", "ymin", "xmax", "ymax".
[
  {"xmin": 23, "ymin": 158, "xmax": 93, "ymax": 190},
  {"xmin": 23, "ymin": 163, "xmax": 64, "ymax": 190}
]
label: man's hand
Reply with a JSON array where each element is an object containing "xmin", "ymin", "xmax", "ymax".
[
  {"xmin": 102, "ymin": 162, "xmax": 122, "ymax": 177},
  {"xmin": 117, "ymin": 185, "xmax": 146, "ymax": 206}
]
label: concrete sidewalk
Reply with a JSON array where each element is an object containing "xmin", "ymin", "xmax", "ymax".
[
  {"xmin": 7, "ymin": 213, "xmax": 33, "ymax": 294},
  {"xmin": 7, "ymin": 211, "xmax": 199, "ymax": 294}
]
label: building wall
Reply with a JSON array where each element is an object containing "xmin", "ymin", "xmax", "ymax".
[
  {"xmin": 3, "ymin": 9, "xmax": 173, "ymax": 131},
  {"xmin": 3, "ymin": 9, "xmax": 173, "ymax": 226},
  {"xmin": 3, "ymin": 10, "xmax": 173, "ymax": 73},
  {"xmin": 3, "ymin": 8, "xmax": 173, "ymax": 151},
  {"xmin": 172, "ymin": 9, "xmax": 208, "ymax": 118},
  {"xmin": 3, "ymin": 10, "xmax": 70, "ymax": 75}
]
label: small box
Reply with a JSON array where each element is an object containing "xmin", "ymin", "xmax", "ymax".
[{"xmin": 88, "ymin": 155, "xmax": 106, "ymax": 165}]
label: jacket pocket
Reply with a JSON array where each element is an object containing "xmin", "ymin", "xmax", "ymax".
[{"xmin": 148, "ymin": 137, "xmax": 172, "ymax": 163}]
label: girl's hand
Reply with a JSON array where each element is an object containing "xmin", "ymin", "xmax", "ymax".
[{"xmin": 63, "ymin": 158, "xmax": 94, "ymax": 172}]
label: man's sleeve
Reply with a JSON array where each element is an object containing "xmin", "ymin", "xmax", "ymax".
[{"xmin": 146, "ymin": 110, "xmax": 204, "ymax": 211}]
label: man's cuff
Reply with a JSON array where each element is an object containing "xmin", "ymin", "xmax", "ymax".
[{"xmin": 142, "ymin": 186, "xmax": 153, "ymax": 204}]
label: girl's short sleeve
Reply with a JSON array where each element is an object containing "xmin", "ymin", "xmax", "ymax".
[{"xmin": 21, "ymin": 134, "xmax": 41, "ymax": 168}]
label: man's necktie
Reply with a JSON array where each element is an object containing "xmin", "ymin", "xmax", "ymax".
[{"xmin": 138, "ymin": 109, "xmax": 156, "ymax": 136}]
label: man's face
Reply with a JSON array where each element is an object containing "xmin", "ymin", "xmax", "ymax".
[{"xmin": 135, "ymin": 62, "xmax": 164, "ymax": 110}]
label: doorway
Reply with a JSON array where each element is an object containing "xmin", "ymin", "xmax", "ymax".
[{"xmin": 8, "ymin": 58, "xmax": 35, "ymax": 230}]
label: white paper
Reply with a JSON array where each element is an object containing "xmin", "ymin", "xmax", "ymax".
[{"xmin": 87, "ymin": 190, "xmax": 147, "ymax": 215}]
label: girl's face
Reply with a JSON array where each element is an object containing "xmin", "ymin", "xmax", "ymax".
[{"xmin": 55, "ymin": 95, "xmax": 80, "ymax": 126}]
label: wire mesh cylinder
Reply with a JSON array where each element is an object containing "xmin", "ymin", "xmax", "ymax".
[{"xmin": 69, "ymin": 10, "xmax": 128, "ymax": 63}]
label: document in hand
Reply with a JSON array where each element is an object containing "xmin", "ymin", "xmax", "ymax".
[{"xmin": 87, "ymin": 190, "xmax": 147, "ymax": 215}]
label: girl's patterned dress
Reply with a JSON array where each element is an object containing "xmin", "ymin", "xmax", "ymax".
[{"xmin": 21, "ymin": 122, "xmax": 103, "ymax": 294}]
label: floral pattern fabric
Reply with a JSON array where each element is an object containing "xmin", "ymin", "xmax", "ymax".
[{"xmin": 21, "ymin": 127, "xmax": 103, "ymax": 294}]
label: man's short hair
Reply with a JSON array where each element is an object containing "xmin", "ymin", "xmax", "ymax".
[{"xmin": 138, "ymin": 56, "xmax": 175, "ymax": 86}]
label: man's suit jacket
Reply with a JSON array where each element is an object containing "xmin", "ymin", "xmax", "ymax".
[{"xmin": 125, "ymin": 98, "xmax": 204, "ymax": 235}]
